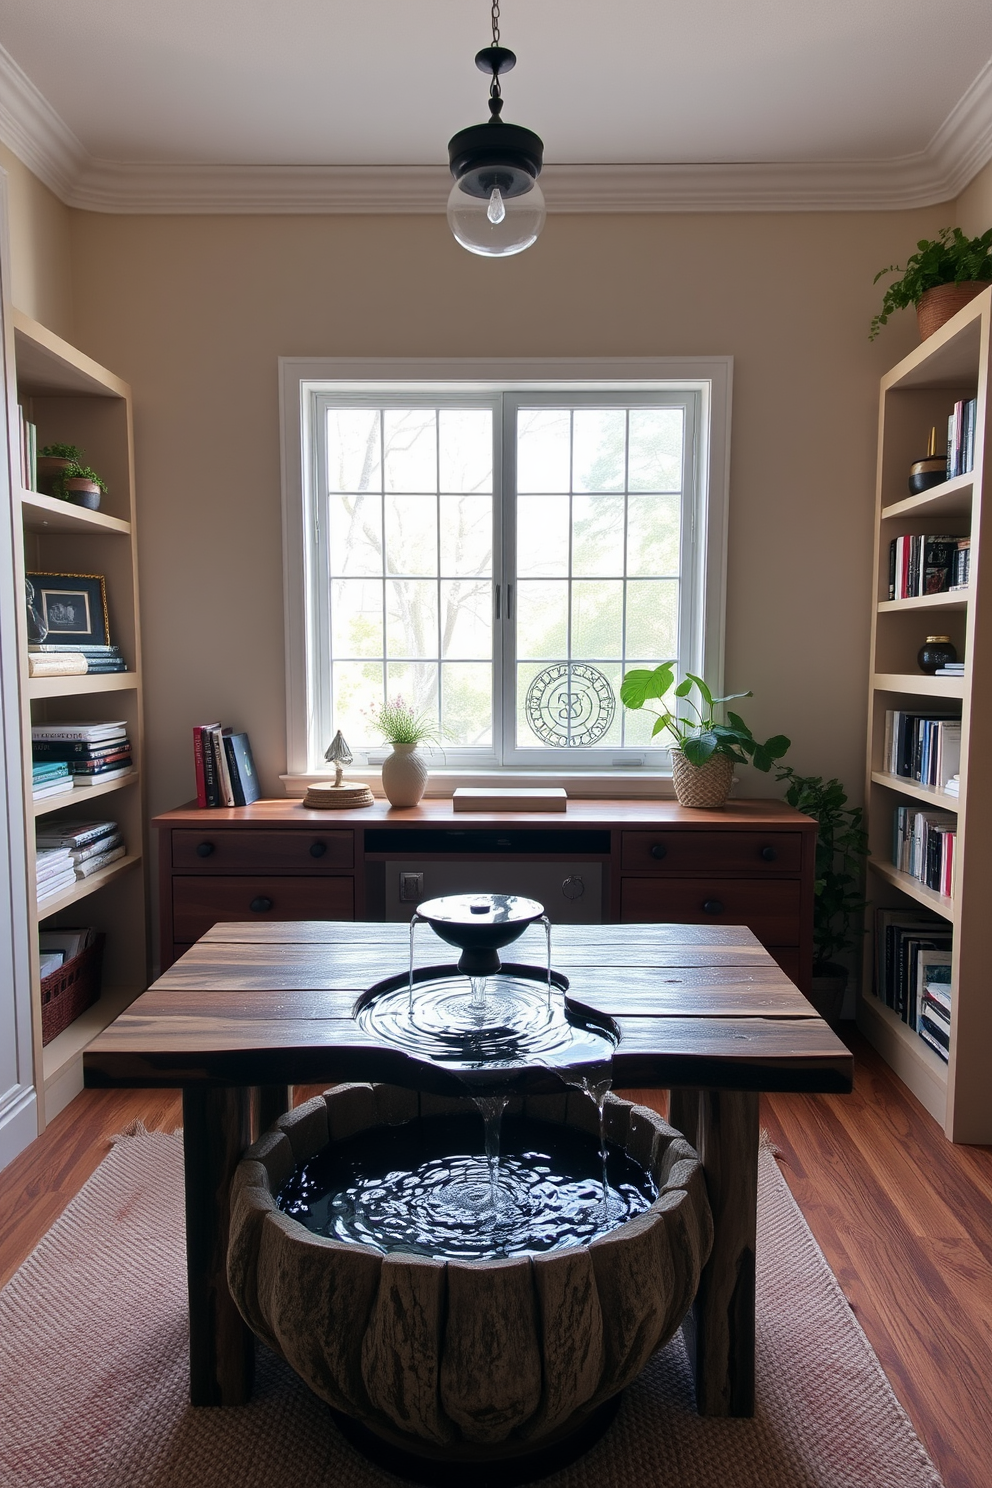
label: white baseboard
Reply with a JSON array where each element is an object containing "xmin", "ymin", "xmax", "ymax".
[{"xmin": 0, "ymin": 1085, "xmax": 38, "ymax": 1172}]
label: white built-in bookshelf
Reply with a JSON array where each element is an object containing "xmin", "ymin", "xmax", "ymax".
[
  {"xmin": 7, "ymin": 310, "xmax": 147, "ymax": 1124},
  {"xmin": 860, "ymin": 286, "xmax": 992, "ymax": 1142}
]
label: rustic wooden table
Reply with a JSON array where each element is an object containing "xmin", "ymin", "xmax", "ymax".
[{"xmin": 84, "ymin": 920, "xmax": 852, "ymax": 1419}]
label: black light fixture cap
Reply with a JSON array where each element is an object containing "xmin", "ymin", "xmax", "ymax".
[
  {"xmin": 447, "ymin": 118, "xmax": 545, "ymax": 198},
  {"xmin": 475, "ymin": 45, "xmax": 516, "ymax": 75}
]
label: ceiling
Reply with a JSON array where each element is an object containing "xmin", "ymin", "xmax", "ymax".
[{"xmin": 1, "ymin": 0, "xmax": 991, "ymax": 213}]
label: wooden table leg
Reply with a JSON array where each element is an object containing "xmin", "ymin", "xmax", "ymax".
[
  {"xmin": 673, "ymin": 1087, "xmax": 758, "ymax": 1418},
  {"xmin": 256, "ymin": 1084, "xmax": 292, "ymax": 1136},
  {"xmin": 182, "ymin": 1087, "xmax": 255, "ymax": 1406}
]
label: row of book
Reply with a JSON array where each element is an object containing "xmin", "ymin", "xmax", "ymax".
[
  {"xmin": 39, "ymin": 926, "xmax": 99, "ymax": 981},
  {"xmin": 193, "ymin": 724, "xmax": 260, "ymax": 808},
  {"xmin": 28, "ymin": 642, "xmax": 127, "ymax": 677},
  {"xmin": 882, "ymin": 710, "xmax": 961, "ymax": 791},
  {"xmin": 17, "ymin": 408, "xmax": 37, "ymax": 493},
  {"xmin": 893, "ymin": 806, "xmax": 956, "ymax": 897},
  {"xmin": 35, "ymin": 820, "xmax": 126, "ymax": 906},
  {"xmin": 946, "ymin": 398, "xmax": 977, "ymax": 481},
  {"xmin": 873, "ymin": 908, "xmax": 952, "ymax": 1062},
  {"xmin": 887, "ymin": 534, "xmax": 968, "ymax": 599},
  {"xmin": 33, "ymin": 721, "xmax": 134, "ymax": 788}
]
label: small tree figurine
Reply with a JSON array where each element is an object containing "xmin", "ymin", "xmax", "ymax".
[
  {"xmin": 324, "ymin": 730, "xmax": 353, "ymax": 787},
  {"xmin": 303, "ymin": 730, "xmax": 374, "ymax": 809}
]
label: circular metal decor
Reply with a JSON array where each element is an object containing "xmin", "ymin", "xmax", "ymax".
[{"xmin": 525, "ymin": 663, "xmax": 616, "ymax": 748}]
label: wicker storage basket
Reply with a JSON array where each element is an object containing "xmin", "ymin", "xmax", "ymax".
[
  {"xmin": 40, "ymin": 934, "xmax": 104, "ymax": 1045},
  {"xmin": 670, "ymin": 749, "xmax": 734, "ymax": 808},
  {"xmin": 916, "ymin": 281, "xmax": 988, "ymax": 340}
]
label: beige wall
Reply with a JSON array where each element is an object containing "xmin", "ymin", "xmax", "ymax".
[
  {"xmin": 956, "ymin": 157, "xmax": 992, "ymax": 237},
  {"xmin": 0, "ymin": 144, "xmax": 73, "ymax": 338},
  {"xmin": 64, "ymin": 205, "xmax": 950, "ymax": 815}
]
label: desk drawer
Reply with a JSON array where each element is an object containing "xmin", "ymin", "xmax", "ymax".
[
  {"xmin": 173, "ymin": 875, "xmax": 354, "ymax": 942},
  {"xmin": 621, "ymin": 829, "xmax": 803, "ymax": 874},
  {"xmin": 172, "ymin": 828, "xmax": 353, "ymax": 871},
  {"xmin": 620, "ymin": 877, "xmax": 801, "ymax": 947}
]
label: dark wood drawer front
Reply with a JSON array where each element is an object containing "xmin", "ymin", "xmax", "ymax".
[
  {"xmin": 620, "ymin": 877, "xmax": 801, "ymax": 946},
  {"xmin": 172, "ymin": 829, "xmax": 353, "ymax": 871},
  {"xmin": 173, "ymin": 875, "xmax": 354, "ymax": 942},
  {"xmin": 620, "ymin": 829, "xmax": 803, "ymax": 874}
]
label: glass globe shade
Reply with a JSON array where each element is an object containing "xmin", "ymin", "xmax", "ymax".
[{"xmin": 447, "ymin": 175, "xmax": 546, "ymax": 258}]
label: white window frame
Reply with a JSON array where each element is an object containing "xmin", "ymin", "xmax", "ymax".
[{"xmin": 280, "ymin": 357, "xmax": 732, "ymax": 792}]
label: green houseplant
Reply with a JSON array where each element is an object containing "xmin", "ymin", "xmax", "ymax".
[
  {"xmin": 53, "ymin": 462, "xmax": 108, "ymax": 509},
  {"xmin": 619, "ymin": 664, "xmax": 790, "ymax": 808},
  {"xmin": 776, "ymin": 767, "xmax": 869, "ymax": 1019},
  {"xmin": 870, "ymin": 227, "xmax": 992, "ymax": 341},
  {"xmin": 371, "ymin": 698, "xmax": 440, "ymax": 809},
  {"xmin": 36, "ymin": 442, "xmax": 82, "ymax": 499}
]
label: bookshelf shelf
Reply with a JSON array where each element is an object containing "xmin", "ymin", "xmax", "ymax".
[
  {"xmin": 876, "ymin": 592, "xmax": 968, "ymax": 614},
  {"xmin": 28, "ymin": 673, "xmax": 138, "ymax": 700},
  {"xmin": 872, "ymin": 671, "xmax": 964, "ymax": 699},
  {"xmin": 5, "ymin": 306, "xmax": 149, "ymax": 1129},
  {"xmin": 869, "ymin": 771, "xmax": 959, "ymax": 810},
  {"xmin": 31, "ymin": 771, "xmax": 140, "ymax": 819},
  {"xmin": 861, "ymin": 285, "xmax": 992, "ymax": 1142},
  {"xmin": 20, "ymin": 490, "xmax": 131, "ymax": 537},
  {"xmin": 35, "ymin": 853, "xmax": 142, "ymax": 922},
  {"xmin": 881, "ymin": 472, "xmax": 974, "ymax": 522}
]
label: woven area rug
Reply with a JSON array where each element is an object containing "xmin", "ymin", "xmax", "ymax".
[{"xmin": 0, "ymin": 1129, "xmax": 943, "ymax": 1488}]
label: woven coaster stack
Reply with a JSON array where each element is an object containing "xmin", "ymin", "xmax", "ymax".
[{"xmin": 303, "ymin": 780, "xmax": 374, "ymax": 810}]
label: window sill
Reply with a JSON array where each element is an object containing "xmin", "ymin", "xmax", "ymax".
[{"xmin": 281, "ymin": 768, "xmax": 685, "ymax": 801}]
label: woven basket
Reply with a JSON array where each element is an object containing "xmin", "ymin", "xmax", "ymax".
[
  {"xmin": 670, "ymin": 749, "xmax": 734, "ymax": 809},
  {"xmin": 40, "ymin": 934, "xmax": 104, "ymax": 1045},
  {"xmin": 916, "ymin": 281, "xmax": 988, "ymax": 341}
]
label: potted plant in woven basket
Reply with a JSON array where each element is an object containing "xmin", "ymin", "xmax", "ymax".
[
  {"xmin": 620, "ymin": 664, "xmax": 790, "ymax": 808},
  {"xmin": 775, "ymin": 767, "xmax": 869, "ymax": 1021},
  {"xmin": 870, "ymin": 227, "xmax": 992, "ymax": 342}
]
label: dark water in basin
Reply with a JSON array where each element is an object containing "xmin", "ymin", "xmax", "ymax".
[{"xmin": 277, "ymin": 1114, "xmax": 657, "ymax": 1261}]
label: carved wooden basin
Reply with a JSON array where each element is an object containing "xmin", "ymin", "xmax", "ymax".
[{"xmin": 228, "ymin": 1082, "xmax": 713, "ymax": 1463}]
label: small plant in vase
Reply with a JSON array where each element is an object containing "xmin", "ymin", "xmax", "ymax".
[
  {"xmin": 620, "ymin": 664, "xmax": 790, "ymax": 808},
  {"xmin": 36, "ymin": 443, "xmax": 81, "ymax": 498},
  {"xmin": 870, "ymin": 227, "xmax": 992, "ymax": 342},
  {"xmin": 371, "ymin": 698, "xmax": 440, "ymax": 809},
  {"xmin": 53, "ymin": 462, "xmax": 108, "ymax": 510}
]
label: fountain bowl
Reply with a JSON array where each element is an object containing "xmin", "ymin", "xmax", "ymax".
[
  {"xmin": 228, "ymin": 1082, "xmax": 713, "ymax": 1470},
  {"xmin": 415, "ymin": 892, "xmax": 546, "ymax": 976}
]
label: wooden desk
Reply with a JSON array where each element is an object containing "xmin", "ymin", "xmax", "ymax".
[
  {"xmin": 155, "ymin": 798, "xmax": 817, "ymax": 989},
  {"xmin": 85, "ymin": 919, "xmax": 850, "ymax": 1420}
]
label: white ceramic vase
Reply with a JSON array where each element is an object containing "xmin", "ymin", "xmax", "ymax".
[{"xmin": 380, "ymin": 741, "xmax": 429, "ymax": 808}]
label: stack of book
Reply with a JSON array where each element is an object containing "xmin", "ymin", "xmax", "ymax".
[
  {"xmin": 27, "ymin": 643, "xmax": 127, "ymax": 677},
  {"xmin": 32, "ymin": 722, "xmax": 133, "ymax": 785},
  {"xmin": 893, "ymin": 805, "xmax": 957, "ymax": 896},
  {"xmin": 193, "ymin": 724, "xmax": 260, "ymax": 807},
  {"xmin": 874, "ymin": 908, "xmax": 952, "ymax": 1030},
  {"xmin": 944, "ymin": 774, "xmax": 960, "ymax": 798},
  {"xmin": 947, "ymin": 398, "xmax": 977, "ymax": 479},
  {"xmin": 916, "ymin": 949, "xmax": 952, "ymax": 1063},
  {"xmin": 36, "ymin": 820, "xmax": 125, "ymax": 881},
  {"xmin": 882, "ymin": 710, "xmax": 961, "ymax": 790},
  {"xmin": 32, "ymin": 759, "xmax": 71, "ymax": 800},
  {"xmin": 36, "ymin": 847, "xmax": 76, "ymax": 905},
  {"xmin": 935, "ymin": 661, "xmax": 964, "ymax": 678},
  {"xmin": 887, "ymin": 535, "xmax": 958, "ymax": 599}
]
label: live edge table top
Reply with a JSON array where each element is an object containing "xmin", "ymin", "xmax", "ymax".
[{"xmin": 84, "ymin": 920, "xmax": 852, "ymax": 1096}]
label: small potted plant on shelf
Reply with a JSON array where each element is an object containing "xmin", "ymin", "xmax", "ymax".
[
  {"xmin": 36, "ymin": 443, "xmax": 81, "ymax": 498},
  {"xmin": 870, "ymin": 227, "xmax": 992, "ymax": 342},
  {"xmin": 53, "ymin": 461, "xmax": 108, "ymax": 510},
  {"xmin": 371, "ymin": 697, "xmax": 440, "ymax": 809},
  {"xmin": 775, "ymin": 766, "xmax": 869, "ymax": 1022},
  {"xmin": 619, "ymin": 663, "xmax": 790, "ymax": 808}
]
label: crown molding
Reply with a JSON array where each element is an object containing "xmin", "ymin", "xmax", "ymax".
[{"xmin": 2, "ymin": 40, "xmax": 992, "ymax": 215}]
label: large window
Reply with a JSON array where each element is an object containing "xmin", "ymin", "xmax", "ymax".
[{"xmin": 282, "ymin": 362, "xmax": 730, "ymax": 777}]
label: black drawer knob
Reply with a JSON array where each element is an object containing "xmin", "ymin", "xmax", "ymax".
[
  {"xmin": 249, "ymin": 896, "xmax": 274, "ymax": 913},
  {"xmin": 702, "ymin": 899, "xmax": 724, "ymax": 915},
  {"xmin": 650, "ymin": 843, "xmax": 667, "ymax": 860},
  {"xmin": 309, "ymin": 841, "xmax": 327, "ymax": 858},
  {"xmin": 196, "ymin": 842, "xmax": 214, "ymax": 858},
  {"xmin": 760, "ymin": 845, "xmax": 777, "ymax": 862}
]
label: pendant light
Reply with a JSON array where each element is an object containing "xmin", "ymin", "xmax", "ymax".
[{"xmin": 447, "ymin": 0, "xmax": 546, "ymax": 258}]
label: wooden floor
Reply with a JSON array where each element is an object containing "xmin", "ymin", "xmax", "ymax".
[{"xmin": 1, "ymin": 1032, "xmax": 989, "ymax": 1488}]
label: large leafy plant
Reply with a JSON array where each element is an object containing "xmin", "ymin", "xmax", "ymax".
[
  {"xmin": 870, "ymin": 227, "xmax": 992, "ymax": 340},
  {"xmin": 776, "ymin": 767, "xmax": 869, "ymax": 972},
  {"xmin": 619, "ymin": 664, "xmax": 790, "ymax": 771}
]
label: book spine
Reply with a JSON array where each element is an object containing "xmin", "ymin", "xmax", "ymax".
[
  {"xmin": 946, "ymin": 413, "xmax": 956, "ymax": 480},
  {"xmin": 201, "ymin": 732, "xmax": 220, "ymax": 808},
  {"xmin": 223, "ymin": 734, "xmax": 247, "ymax": 808},
  {"xmin": 921, "ymin": 536, "xmax": 956, "ymax": 595},
  {"xmin": 212, "ymin": 727, "xmax": 236, "ymax": 808},
  {"xmin": 888, "ymin": 540, "xmax": 896, "ymax": 601},
  {"xmin": 193, "ymin": 727, "xmax": 208, "ymax": 809},
  {"xmin": 962, "ymin": 398, "xmax": 976, "ymax": 474}
]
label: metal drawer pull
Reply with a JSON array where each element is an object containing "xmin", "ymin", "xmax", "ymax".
[
  {"xmin": 760, "ymin": 845, "xmax": 777, "ymax": 862},
  {"xmin": 249, "ymin": 896, "xmax": 274, "ymax": 913},
  {"xmin": 561, "ymin": 875, "xmax": 585, "ymax": 900},
  {"xmin": 650, "ymin": 843, "xmax": 667, "ymax": 860},
  {"xmin": 196, "ymin": 842, "xmax": 214, "ymax": 858},
  {"xmin": 702, "ymin": 899, "xmax": 724, "ymax": 915},
  {"xmin": 309, "ymin": 841, "xmax": 327, "ymax": 858}
]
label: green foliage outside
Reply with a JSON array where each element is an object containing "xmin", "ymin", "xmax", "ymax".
[
  {"xmin": 775, "ymin": 767, "xmax": 869, "ymax": 972},
  {"xmin": 870, "ymin": 227, "xmax": 992, "ymax": 340},
  {"xmin": 619, "ymin": 663, "xmax": 790, "ymax": 770}
]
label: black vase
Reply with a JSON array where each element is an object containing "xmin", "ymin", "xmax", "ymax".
[{"xmin": 917, "ymin": 636, "xmax": 957, "ymax": 674}]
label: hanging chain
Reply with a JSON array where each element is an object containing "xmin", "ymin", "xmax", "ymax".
[{"xmin": 490, "ymin": 0, "xmax": 502, "ymax": 100}]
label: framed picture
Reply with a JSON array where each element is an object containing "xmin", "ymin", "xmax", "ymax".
[{"xmin": 26, "ymin": 572, "xmax": 110, "ymax": 645}]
